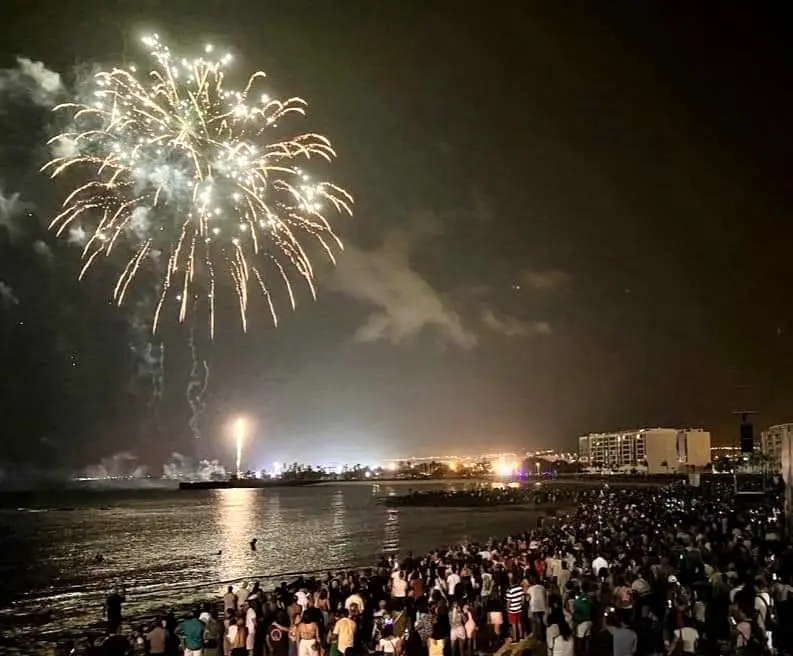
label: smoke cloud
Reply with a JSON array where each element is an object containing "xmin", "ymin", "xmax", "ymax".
[
  {"xmin": 0, "ymin": 57, "xmax": 63, "ymax": 247},
  {"xmin": 81, "ymin": 451, "xmax": 149, "ymax": 479},
  {"xmin": 187, "ymin": 328, "xmax": 209, "ymax": 439},
  {"xmin": 32, "ymin": 239, "xmax": 53, "ymax": 260},
  {"xmin": 481, "ymin": 309, "xmax": 553, "ymax": 337},
  {"xmin": 0, "ymin": 188, "xmax": 33, "ymax": 241},
  {"xmin": 127, "ymin": 296, "xmax": 166, "ymax": 405},
  {"xmin": 162, "ymin": 452, "xmax": 226, "ymax": 480},
  {"xmin": 79, "ymin": 452, "xmax": 228, "ymax": 481},
  {"xmin": 0, "ymin": 280, "xmax": 19, "ymax": 308},
  {"xmin": 328, "ymin": 232, "xmax": 477, "ymax": 348},
  {"xmin": 0, "ymin": 57, "xmax": 63, "ymax": 106}
]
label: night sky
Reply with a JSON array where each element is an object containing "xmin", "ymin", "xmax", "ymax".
[{"xmin": 1, "ymin": 2, "xmax": 792, "ymax": 471}]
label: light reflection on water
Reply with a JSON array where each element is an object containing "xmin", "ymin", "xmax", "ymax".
[
  {"xmin": 383, "ymin": 509, "xmax": 399, "ymax": 554},
  {"xmin": 0, "ymin": 481, "xmax": 542, "ymax": 653},
  {"xmin": 327, "ymin": 490, "xmax": 351, "ymax": 565},
  {"xmin": 215, "ymin": 489, "xmax": 258, "ymax": 585}
]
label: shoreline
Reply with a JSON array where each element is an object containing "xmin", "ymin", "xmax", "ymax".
[{"xmin": 2, "ymin": 500, "xmax": 575, "ymax": 655}]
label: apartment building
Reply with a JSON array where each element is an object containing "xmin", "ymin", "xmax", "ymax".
[
  {"xmin": 578, "ymin": 428, "xmax": 711, "ymax": 474},
  {"xmin": 761, "ymin": 423, "xmax": 793, "ymax": 472}
]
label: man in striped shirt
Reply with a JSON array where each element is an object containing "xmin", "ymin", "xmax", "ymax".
[{"xmin": 505, "ymin": 576, "xmax": 525, "ymax": 641}]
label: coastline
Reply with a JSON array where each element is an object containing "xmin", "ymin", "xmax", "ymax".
[{"xmin": 2, "ymin": 499, "xmax": 571, "ymax": 655}]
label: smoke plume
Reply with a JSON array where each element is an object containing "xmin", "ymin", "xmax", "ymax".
[
  {"xmin": 0, "ymin": 280, "xmax": 19, "ymax": 308},
  {"xmin": 81, "ymin": 451, "xmax": 149, "ymax": 479},
  {"xmin": 162, "ymin": 452, "xmax": 226, "ymax": 480},
  {"xmin": 0, "ymin": 58, "xmax": 63, "ymax": 106},
  {"xmin": 186, "ymin": 327, "xmax": 209, "ymax": 439}
]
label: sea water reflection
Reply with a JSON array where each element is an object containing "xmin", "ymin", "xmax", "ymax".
[
  {"xmin": 328, "ymin": 489, "xmax": 353, "ymax": 565},
  {"xmin": 0, "ymin": 481, "xmax": 542, "ymax": 653},
  {"xmin": 213, "ymin": 487, "xmax": 363, "ymax": 586},
  {"xmin": 215, "ymin": 488, "xmax": 258, "ymax": 584}
]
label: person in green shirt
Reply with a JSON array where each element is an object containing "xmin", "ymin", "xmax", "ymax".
[{"xmin": 178, "ymin": 608, "xmax": 206, "ymax": 656}]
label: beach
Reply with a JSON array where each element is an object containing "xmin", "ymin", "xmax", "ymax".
[{"xmin": 0, "ymin": 481, "xmax": 559, "ymax": 654}]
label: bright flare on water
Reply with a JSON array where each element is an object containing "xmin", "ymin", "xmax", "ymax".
[{"xmin": 43, "ymin": 34, "xmax": 353, "ymax": 336}]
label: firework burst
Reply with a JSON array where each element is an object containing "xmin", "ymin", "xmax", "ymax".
[{"xmin": 43, "ymin": 33, "xmax": 352, "ymax": 337}]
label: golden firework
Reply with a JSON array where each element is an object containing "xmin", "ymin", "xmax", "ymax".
[{"xmin": 43, "ymin": 34, "xmax": 352, "ymax": 337}]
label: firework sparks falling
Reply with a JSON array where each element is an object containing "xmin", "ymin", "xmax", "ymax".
[{"xmin": 43, "ymin": 33, "xmax": 353, "ymax": 336}]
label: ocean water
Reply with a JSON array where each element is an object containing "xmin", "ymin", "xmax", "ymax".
[{"xmin": 0, "ymin": 481, "xmax": 545, "ymax": 653}]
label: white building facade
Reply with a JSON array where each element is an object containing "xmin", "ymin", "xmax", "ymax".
[
  {"xmin": 578, "ymin": 428, "xmax": 711, "ymax": 474},
  {"xmin": 761, "ymin": 424, "xmax": 793, "ymax": 472}
]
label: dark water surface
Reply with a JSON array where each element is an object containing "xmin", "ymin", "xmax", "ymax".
[{"xmin": 0, "ymin": 481, "xmax": 545, "ymax": 653}]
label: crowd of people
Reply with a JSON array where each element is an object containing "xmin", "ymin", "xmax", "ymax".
[
  {"xmin": 81, "ymin": 478, "xmax": 790, "ymax": 656},
  {"xmin": 383, "ymin": 483, "xmax": 587, "ymax": 508}
]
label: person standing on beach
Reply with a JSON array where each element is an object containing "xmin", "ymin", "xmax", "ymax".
[
  {"xmin": 505, "ymin": 575, "xmax": 525, "ymax": 641},
  {"xmin": 331, "ymin": 608, "xmax": 356, "ymax": 656},
  {"xmin": 178, "ymin": 608, "xmax": 205, "ymax": 656},
  {"xmin": 297, "ymin": 611, "xmax": 319, "ymax": 656},
  {"xmin": 203, "ymin": 608, "xmax": 224, "ymax": 656},
  {"xmin": 527, "ymin": 575, "xmax": 547, "ymax": 640},
  {"xmin": 236, "ymin": 583, "xmax": 249, "ymax": 609},
  {"xmin": 224, "ymin": 586, "xmax": 238, "ymax": 615},
  {"xmin": 268, "ymin": 611, "xmax": 291, "ymax": 656},
  {"xmin": 446, "ymin": 568, "xmax": 461, "ymax": 600},
  {"xmin": 226, "ymin": 615, "xmax": 248, "ymax": 656},
  {"xmin": 245, "ymin": 602, "xmax": 258, "ymax": 655},
  {"xmin": 344, "ymin": 586, "xmax": 365, "ymax": 613},
  {"xmin": 391, "ymin": 570, "xmax": 408, "ymax": 610},
  {"xmin": 105, "ymin": 587, "xmax": 125, "ymax": 634},
  {"xmin": 302, "ymin": 596, "xmax": 325, "ymax": 649},
  {"xmin": 144, "ymin": 617, "xmax": 168, "ymax": 656},
  {"xmin": 102, "ymin": 627, "xmax": 131, "ymax": 656}
]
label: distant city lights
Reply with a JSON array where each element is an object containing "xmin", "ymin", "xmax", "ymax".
[{"xmin": 493, "ymin": 459, "xmax": 518, "ymax": 478}]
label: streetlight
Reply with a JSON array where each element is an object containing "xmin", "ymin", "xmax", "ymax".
[{"xmin": 234, "ymin": 417, "xmax": 247, "ymax": 478}]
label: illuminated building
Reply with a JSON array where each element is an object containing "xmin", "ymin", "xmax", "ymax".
[
  {"xmin": 578, "ymin": 428, "xmax": 711, "ymax": 474},
  {"xmin": 761, "ymin": 424, "xmax": 793, "ymax": 472}
]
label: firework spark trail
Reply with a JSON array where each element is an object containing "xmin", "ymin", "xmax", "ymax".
[
  {"xmin": 129, "ymin": 340, "xmax": 164, "ymax": 404},
  {"xmin": 43, "ymin": 33, "xmax": 353, "ymax": 337},
  {"xmin": 129, "ymin": 303, "xmax": 166, "ymax": 405},
  {"xmin": 186, "ymin": 325, "xmax": 209, "ymax": 439},
  {"xmin": 147, "ymin": 341, "xmax": 165, "ymax": 402}
]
